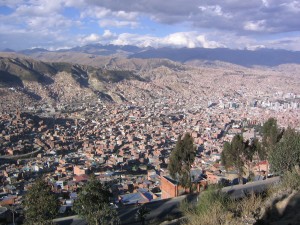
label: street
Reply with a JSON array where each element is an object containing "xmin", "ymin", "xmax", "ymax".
[{"xmin": 54, "ymin": 177, "xmax": 280, "ymax": 225}]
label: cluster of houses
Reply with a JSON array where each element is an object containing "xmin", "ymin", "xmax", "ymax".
[{"xmin": 0, "ymin": 88, "xmax": 298, "ymax": 222}]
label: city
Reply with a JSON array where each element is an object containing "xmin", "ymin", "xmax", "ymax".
[{"xmin": 0, "ymin": 54, "xmax": 300, "ymax": 223}]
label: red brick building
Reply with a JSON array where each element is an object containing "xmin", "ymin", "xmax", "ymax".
[{"xmin": 161, "ymin": 176, "xmax": 207, "ymax": 199}]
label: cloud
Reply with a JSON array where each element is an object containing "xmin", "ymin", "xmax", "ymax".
[
  {"xmin": 0, "ymin": 0, "xmax": 23, "ymax": 8},
  {"xmin": 80, "ymin": 5, "xmax": 140, "ymax": 29},
  {"xmin": 27, "ymin": 14, "xmax": 77, "ymax": 30},
  {"xmin": 112, "ymin": 11, "xmax": 138, "ymax": 21},
  {"xmin": 102, "ymin": 29, "xmax": 116, "ymax": 39},
  {"xmin": 80, "ymin": 7, "xmax": 111, "ymax": 19},
  {"xmin": 263, "ymin": 36, "xmax": 300, "ymax": 50},
  {"xmin": 15, "ymin": 0, "xmax": 63, "ymax": 16},
  {"xmin": 110, "ymin": 31, "xmax": 224, "ymax": 49},
  {"xmin": 99, "ymin": 20, "xmax": 139, "ymax": 28},
  {"xmin": 0, "ymin": 0, "xmax": 300, "ymax": 50},
  {"xmin": 85, "ymin": 0, "xmax": 300, "ymax": 34},
  {"xmin": 163, "ymin": 32, "xmax": 223, "ymax": 48},
  {"xmin": 244, "ymin": 20, "xmax": 267, "ymax": 32},
  {"xmin": 78, "ymin": 30, "xmax": 117, "ymax": 45},
  {"xmin": 80, "ymin": 33, "xmax": 101, "ymax": 43}
]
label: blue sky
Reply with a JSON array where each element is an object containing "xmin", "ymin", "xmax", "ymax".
[{"xmin": 0, "ymin": 0, "xmax": 300, "ymax": 50}]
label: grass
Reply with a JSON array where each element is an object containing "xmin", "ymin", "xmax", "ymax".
[
  {"xmin": 181, "ymin": 187, "xmax": 236, "ymax": 225},
  {"xmin": 182, "ymin": 170, "xmax": 300, "ymax": 225},
  {"xmin": 281, "ymin": 168, "xmax": 300, "ymax": 191}
]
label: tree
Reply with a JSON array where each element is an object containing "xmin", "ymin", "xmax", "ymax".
[
  {"xmin": 269, "ymin": 127, "xmax": 300, "ymax": 173},
  {"xmin": 23, "ymin": 178, "xmax": 59, "ymax": 225},
  {"xmin": 221, "ymin": 134, "xmax": 246, "ymax": 184},
  {"xmin": 168, "ymin": 133, "xmax": 197, "ymax": 191},
  {"xmin": 261, "ymin": 118, "xmax": 283, "ymax": 158},
  {"xmin": 260, "ymin": 118, "xmax": 284, "ymax": 176},
  {"xmin": 244, "ymin": 138, "xmax": 260, "ymax": 180},
  {"xmin": 135, "ymin": 205, "xmax": 151, "ymax": 225},
  {"xmin": 73, "ymin": 176, "xmax": 119, "ymax": 225}
]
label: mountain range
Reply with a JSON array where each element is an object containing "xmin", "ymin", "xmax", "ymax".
[
  {"xmin": 2, "ymin": 45, "xmax": 300, "ymax": 67},
  {"xmin": 1, "ymin": 44, "xmax": 300, "ymax": 113}
]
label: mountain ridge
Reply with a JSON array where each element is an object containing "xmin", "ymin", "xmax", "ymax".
[
  {"xmin": 0, "ymin": 55, "xmax": 145, "ymax": 106},
  {"xmin": 2, "ymin": 45, "xmax": 300, "ymax": 67}
]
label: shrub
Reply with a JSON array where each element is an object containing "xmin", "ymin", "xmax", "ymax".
[{"xmin": 281, "ymin": 168, "xmax": 300, "ymax": 191}]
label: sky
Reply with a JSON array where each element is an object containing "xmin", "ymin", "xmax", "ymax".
[{"xmin": 0, "ymin": 0, "xmax": 300, "ymax": 51}]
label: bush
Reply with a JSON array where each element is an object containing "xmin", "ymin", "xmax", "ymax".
[
  {"xmin": 237, "ymin": 193, "xmax": 263, "ymax": 220},
  {"xmin": 281, "ymin": 168, "xmax": 300, "ymax": 191},
  {"xmin": 195, "ymin": 188, "xmax": 232, "ymax": 215},
  {"xmin": 184, "ymin": 187, "xmax": 268, "ymax": 225},
  {"xmin": 184, "ymin": 187, "xmax": 235, "ymax": 225}
]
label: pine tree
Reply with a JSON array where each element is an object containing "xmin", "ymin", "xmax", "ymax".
[
  {"xmin": 261, "ymin": 118, "xmax": 282, "ymax": 158},
  {"xmin": 73, "ymin": 176, "xmax": 119, "ymax": 225},
  {"xmin": 135, "ymin": 205, "xmax": 150, "ymax": 225},
  {"xmin": 168, "ymin": 133, "xmax": 196, "ymax": 190},
  {"xmin": 23, "ymin": 179, "xmax": 59, "ymax": 225},
  {"xmin": 221, "ymin": 134, "xmax": 246, "ymax": 184},
  {"xmin": 244, "ymin": 138, "xmax": 260, "ymax": 180},
  {"xmin": 269, "ymin": 127, "xmax": 300, "ymax": 173}
]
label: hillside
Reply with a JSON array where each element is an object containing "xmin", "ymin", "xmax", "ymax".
[
  {"xmin": 0, "ymin": 55, "xmax": 145, "ymax": 111},
  {"xmin": 1, "ymin": 52, "xmax": 300, "ymax": 121}
]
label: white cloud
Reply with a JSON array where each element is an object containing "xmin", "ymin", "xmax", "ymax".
[
  {"xmin": 80, "ymin": 7, "xmax": 111, "ymax": 19},
  {"xmin": 164, "ymin": 33, "xmax": 197, "ymax": 48},
  {"xmin": 103, "ymin": 29, "xmax": 116, "ymax": 39},
  {"xmin": 83, "ymin": 33, "xmax": 101, "ymax": 42},
  {"xmin": 110, "ymin": 33, "xmax": 142, "ymax": 46},
  {"xmin": 196, "ymin": 35, "xmax": 223, "ymax": 48},
  {"xmin": 1, "ymin": 0, "xmax": 300, "ymax": 50},
  {"xmin": 27, "ymin": 14, "xmax": 76, "ymax": 29},
  {"xmin": 112, "ymin": 11, "xmax": 138, "ymax": 21},
  {"xmin": 262, "ymin": 0, "xmax": 269, "ymax": 7},
  {"xmin": 264, "ymin": 36, "xmax": 300, "ymax": 51},
  {"xmin": 245, "ymin": 44, "xmax": 266, "ymax": 50},
  {"xmin": 198, "ymin": 5, "xmax": 231, "ymax": 18},
  {"xmin": 78, "ymin": 33, "xmax": 102, "ymax": 46},
  {"xmin": 280, "ymin": 1, "xmax": 300, "ymax": 13},
  {"xmin": 244, "ymin": 20, "xmax": 266, "ymax": 31},
  {"xmin": 64, "ymin": 0, "xmax": 86, "ymax": 8},
  {"xmin": 99, "ymin": 19, "xmax": 139, "ymax": 28},
  {"xmin": 110, "ymin": 31, "xmax": 224, "ymax": 49},
  {"xmin": 162, "ymin": 32, "xmax": 223, "ymax": 48},
  {"xmin": 77, "ymin": 30, "xmax": 117, "ymax": 45},
  {"xmin": 0, "ymin": 0, "xmax": 23, "ymax": 8},
  {"xmin": 15, "ymin": 0, "xmax": 63, "ymax": 16}
]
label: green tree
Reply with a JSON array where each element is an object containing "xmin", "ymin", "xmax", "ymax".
[
  {"xmin": 135, "ymin": 205, "xmax": 151, "ymax": 225},
  {"xmin": 269, "ymin": 127, "xmax": 300, "ymax": 173},
  {"xmin": 73, "ymin": 176, "xmax": 119, "ymax": 225},
  {"xmin": 23, "ymin": 179, "xmax": 59, "ymax": 225},
  {"xmin": 260, "ymin": 118, "xmax": 284, "ymax": 176},
  {"xmin": 168, "ymin": 133, "xmax": 197, "ymax": 191},
  {"xmin": 244, "ymin": 138, "xmax": 260, "ymax": 180},
  {"xmin": 221, "ymin": 134, "xmax": 246, "ymax": 184},
  {"xmin": 261, "ymin": 118, "xmax": 283, "ymax": 158}
]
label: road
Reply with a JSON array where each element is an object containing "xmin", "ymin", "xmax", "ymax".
[
  {"xmin": 54, "ymin": 177, "xmax": 280, "ymax": 225},
  {"xmin": 54, "ymin": 195, "xmax": 187, "ymax": 225},
  {"xmin": 222, "ymin": 176, "xmax": 280, "ymax": 199}
]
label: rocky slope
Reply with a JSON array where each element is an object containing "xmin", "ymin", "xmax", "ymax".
[
  {"xmin": 0, "ymin": 55, "xmax": 145, "ymax": 111},
  {"xmin": 1, "ymin": 52, "xmax": 300, "ymax": 117}
]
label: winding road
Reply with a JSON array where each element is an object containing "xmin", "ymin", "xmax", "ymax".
[{"xmin": 54, "ymin": 177, "xmax": 280, "ymax": 225}]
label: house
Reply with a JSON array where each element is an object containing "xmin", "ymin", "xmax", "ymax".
[
  {"xmin": 120, "ymin": 189, "xmax": 157, "ymax": 205},
  {"xmin": 161, "ymin": 174, "xmax": 208, "ymax": 199},
  {"xmin": 0, "ymin": 196, "xmax": 17, "ymax": 206},
  {"xmin": 253, "ymin": 161, "xmax": 269, "ymax": 175}
]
